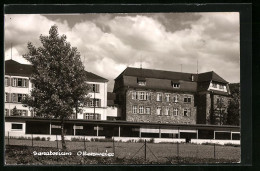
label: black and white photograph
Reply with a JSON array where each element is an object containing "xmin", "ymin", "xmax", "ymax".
[{"xmin": 4, "ymin": 6, "xmax": 244, "ymax": 165}]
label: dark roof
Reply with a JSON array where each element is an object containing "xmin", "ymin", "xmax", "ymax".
[
  {"xmin": 85, "ymin": 71, "xmax": 108, "ymax": 82},
  {"xmin": 5, "ymin": 60, "xmax": 108, "ymax": 82},
  {"xmin": 5, "ymin": 60, "xmax": 33, "ymax": 77},
  {"xmin": 107, "ymin": 92, "xmax": 117, "ymax": 106},
  {"xmin": 116, "ymin": 67, "xmax": 197, "ymax": 82},
  {"xmin": 197, "ymin": 71, "xmax": 228, "ymax": 83},
  {"xmin": 115, "ymin": 67, "xmax": 228, "ymax": 92}
]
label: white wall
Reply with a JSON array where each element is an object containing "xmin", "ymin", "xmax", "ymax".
[
  {"xmin": 5, "ymin": 121, "xmax": 26, "ymax": 136},
  {"xmin": 79, "ymin": 81, "xmax": 108, "ymax": 120},
  {"xmin": 5, "ymin": 75, "xmax": 32, "ymax": 116}
]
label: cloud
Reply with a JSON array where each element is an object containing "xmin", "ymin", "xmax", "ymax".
[{"xmin": 4, "ymin": 12, "xmax": 240, "ymax": 92}]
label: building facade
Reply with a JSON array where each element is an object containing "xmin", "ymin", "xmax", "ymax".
[
  {"xmin": 4, "ymin": 60, "xmax": 108, "ymax": 121},
  {"xmin": 113, "ymin": 67, "xmax": 231, "ymax": 125}
]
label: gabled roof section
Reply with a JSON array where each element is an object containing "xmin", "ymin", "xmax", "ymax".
[
  {"xmin": 197, "ymin": 71, "xmax": 228, "ymax": 84},
  {"xmin": 116, "ymin": 67, "xmax": 197, "ymax": 82},
  {"xmin": 85, "ymin": 71, "xmax": 108, "ymax": 83},
  {"xmin": 5, "ymin": 60, "xmax": 108, "ymax": 82},
  {"xmin": 5, "ymin": 59, "xmax": 32, "ymax": 77}
]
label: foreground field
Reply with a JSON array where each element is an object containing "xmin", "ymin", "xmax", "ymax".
[{"xmin": 5, "ymin": 139, "xmax": 240, "ymax": 165}]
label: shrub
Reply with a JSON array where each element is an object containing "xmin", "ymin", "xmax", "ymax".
[
  {"xmin": 47, "ymin": 137, "xmax": 51, "ymax": 141},
  {"xmin": 41, "ymin": 137, "xmax": 46, "ymax": 141},
  {"xmin": 148, "ymin": 138, "xmax": 154, "ymax": 143},
  {"xmin": 34, "ymin": 137, "xmax": 41, "ymax": 141}
]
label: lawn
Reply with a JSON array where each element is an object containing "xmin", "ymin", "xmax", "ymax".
[{"xmin": 5, "ymin": 138, "xmax": 240, "ymax": 165}]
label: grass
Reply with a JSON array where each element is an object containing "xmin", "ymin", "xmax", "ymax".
[{"xmin": 4, "ymin": 138, "xmax": 240, "ymax": 165}]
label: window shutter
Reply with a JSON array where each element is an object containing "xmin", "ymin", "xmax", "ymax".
[
  {"xmin": 25, "ymin": 110, "xmax": 28, "ymax": 116},
  {"xmin": 11, "ymin": 78, "xmax": 14, "ymax": 86},
  {"xmin": 97, "ymin": 84, "xmax": 100, "ymax": 92},
  {"xmin": 132, "ymin": 92, "xmax": 135, "ymax": 99},
  {"xmin": 10, "ymin": 109, "xmax": 13, "ymax": 116},
  {"xmin": 6, "ymin": 109, "xmax": 9, "ymax": 116},
  {"xmin": 137, "ymin": 92, "xmax": 140, "ymax": 100},
  {"xmin": 6, "ymin": 93, "xmax": 9, "ymax": 102},
  {"xmin": 7, "ymin": 78, "xmax": 10, "ymax": 86},
  {"xmin": 98, "ymin": 99, "xmax": 101, "ymax": 107},
  {"xmin": 14, "ymin": 94, "xmax": 18, "ymax": 102}
]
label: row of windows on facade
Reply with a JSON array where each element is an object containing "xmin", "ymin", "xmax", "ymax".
[
  {"xmin": 132, "ymin": 105, "xmax": 191, "ymax": 116},
  {"xmin": 90, "ymin": 84, "xmax": 100, "ymax": 93},
  {"xmin": 5, "ymin": 108, "xmax": 101, "ymax": 121},
  {"xmin": 5, "ymin": 77, "xmax": 30, "ymax": 88},
  {"xmin": 70, "ymin": 113, "xmax": 101, "ymax": 120},
  {"xmin": 132, "ymin": 91, "xmax": 192, "ymax": 103},
  {"xmin": 5, "ymin": 109, "xmax": 28, "ymax": 116},
  {"xmin": 138, "ymin": 80, "xmax": 180, "ymax": 88},
  {"xmin": 5, "ymin": 93, "xmax": 27, "ymax": 103},
  {"xmin": 211, "ymin": 82, "xmax": 225, "ymax": 89},
  {"xmin": 5, "ymin": 77, "xmax": 101, "ymax": 93},
  {"xmin": 5, "ymin": 93, "xmax": 102, "ymax": 107}
]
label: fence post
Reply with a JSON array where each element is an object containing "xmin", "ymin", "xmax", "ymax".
[
  {"xmin": 32, "ymin": 134, "xmax": 33, "ymax": 147},
  {"xmin": 214, "ymin": 143, "xmax": 216, "ymax": 159},
  {"xmin": 84, "ymin": 136, "xmax": 86, "ymax": 151},
  {"xmin": 113, "ymin": 137, "xmax": 115, "ymax": 157},
  {"xmin": 144, "ymin": 139, "xmax": 147, "ymax": 161},
  {"xmin": 177, "ymin": 141, "xmax": 179, "ymax": 158},
  {"xmin": 8, "ymin": 132, "xmax": 9, "ymax": 145},
  {"xmin": 56, "ymin": 134, "xmax": 58, "ymax": 149}
]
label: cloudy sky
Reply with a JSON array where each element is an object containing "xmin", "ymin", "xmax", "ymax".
[{"xmin": 4, "ymin": 13, "xmax": 240, "ymax": 92}]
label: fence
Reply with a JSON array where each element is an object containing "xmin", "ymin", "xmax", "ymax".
[{"xmin": 5, "ymin": 132, "xmax": 240, "ymax": 163}]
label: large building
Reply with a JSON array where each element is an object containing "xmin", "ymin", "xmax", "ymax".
[
  {"xmin": 113, "ymin": 67, "xmax": 231, "ymax": 125},
  {"xmin": 4, "ymin": 60, "xmax": 239, "ymax": 141},
  {"xmin": 4, "ymin": 60, "xmax": 108, "ymax": 136}
]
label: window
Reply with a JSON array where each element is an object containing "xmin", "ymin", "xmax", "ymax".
[
  {"xmin": 145, "ymin": 92, "xmax": 151, "ymax": 100},
  {"xmin": 212, "ymin": 83, "xmax": 218, "ymax": 88},
  {"xmin": 132, "ymin": 91, "xmax": 137, "ymax": 100},
  {"xmin": 91, "ymin": 84, "xmax": 100, "ymax": 93},
  {"xmin": 5, "ymin": 109, "xmax": 8, "ymax": 116},
  {"xmin": 138, "ymin": 81, "xmax": 146, "ymax": 86},
  {"xmin": 219, "ymin": 84, "xmax": 224, "ymax": 89},
  {"xmin": 85, "ymin": 113, "xmax": 100, "ymax": 120},
  {"xmin": 184, "ymin": 97, "xmax": 192, "ymax": 103},
  {"xmin": 13, "ymin": 78, "xmax": 17, "ymax": 87},
  {"xmin": 22, "ymin": 94, "xmax": 27, "ymax": 100},
  {"xmin": 5, "ymin": 77, "xmax": 8, "ymax": 87},
  {"xmin": 87, "ymin": 99, "xmax": 100, "ymax": 107},
  {"xmin": 145, "ymin": 107, "xmax": 151, "ymax": 114},
  {"xmin": 183, "ymin": 109, "xmax": 190, "ymax": 117},
  {"xmin": 5, "ymin": 93, "xmax": 7, "ymax": 102},
  {"xmin": 172, "ymin": 83, "xmax": 180, "ymax": 88},
  {"xmin": 173, "ymin": 95, "xmax": 178, "ymax": 102},
  {"xmin": 157, "ymin": 93, "xmax": 162, "ymax": 101},
  {"xmin": 173, "ymin": 108, "xmax": 178, "ymax": 116},
  {"xmin": 137, "ymin": 78, "xmax": 146, "ymax": 86},
  {"xmin": 18, "ymin": 78, "xmax": 22, "ymax": 87},
  {"xmin": 165, "ymin": 107, "xmax": 170, "ymax": 115},
  {"xmin": 139, "ymin": 92, "xmax": 145, "ymax": 100},
  {"xmin": 11, "ymin": 123, "xmax": 23, "ymax": 130},
  {"xmin": 18, "ymin": 94, "xmax": 23, "ymax": 102},
  {"xmin": 139, "ymin": 106, "xmax": 144, "ymax": 114},
  {"xmin": 166, "ymin": 94, "xmax": 170, "ymax": 102},
  {"xmin": 157, "ymin": 107, "xmax": 162, "ymax": 115},
  {"xmin": 22, "ymin": 79, "xmax": 27, "ymax": 87},
  {"xmin": 132, "ymin": 105, "xmax": 137, "ymax": 114}
]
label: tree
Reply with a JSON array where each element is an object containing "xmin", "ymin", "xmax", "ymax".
[
  {"xmin": 22, "ymin": 25, "xmax": 90, "ymax": 149},
  {"xmin": 227, "ymin": 83, "xmax": 240, "ymax": 126},
  {"xmin": 12, "ymin": 106, "xmax": 19, "ymax": 116}
]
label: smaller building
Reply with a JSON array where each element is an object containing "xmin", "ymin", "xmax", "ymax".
[{"xmin": 106, "ymin": 92, "xmax": 121, "ymax": 120}]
